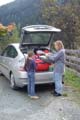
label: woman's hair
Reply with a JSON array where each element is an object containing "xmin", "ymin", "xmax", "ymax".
[{"xmin": 54, "ymin": 40, "xmax": 64, "ymax": 49}]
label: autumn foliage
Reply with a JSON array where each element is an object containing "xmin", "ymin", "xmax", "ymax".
[{"xmin": 0, "ymin": 23, "xmax": 15, "ymax": 36}]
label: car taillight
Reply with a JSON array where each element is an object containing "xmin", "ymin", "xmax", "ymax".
[{"xmin": 19, "ymin": 66, "xmax": 25, "ymax": 71}]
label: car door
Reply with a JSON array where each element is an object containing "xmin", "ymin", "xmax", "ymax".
[
  {"xmin": 0, "ymin": 47, "xmax": 10, "ymax": 77},
  {"xmin": 0, "ymin": 46, "xmax": 18, "ymax": 78}
]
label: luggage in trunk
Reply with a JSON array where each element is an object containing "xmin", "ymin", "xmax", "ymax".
[{"xmin": 33, "ymin": 50, "xmax": 51, "ymax": 72}]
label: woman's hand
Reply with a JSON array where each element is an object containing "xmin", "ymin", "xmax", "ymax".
[
  {"xmin": 45, "ymin": 53, "xmax": 52, "ymax": 57},
  {"xmin": 45, "ymin": 53, "xmax": 49, "ymax": 57}
]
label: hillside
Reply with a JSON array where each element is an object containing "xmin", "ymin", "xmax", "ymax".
[
  {"xmin": 0, "ymin": 0, "xmax": 70, "ymax": 27},
  {"xmin": 0, "ymin": 0, "xmax": 42, "ymax": 27}
]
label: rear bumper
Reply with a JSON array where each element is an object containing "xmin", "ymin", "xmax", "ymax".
[{"xmin": 15, "ymin": 71, "xmax": 54, "ymax": 87}]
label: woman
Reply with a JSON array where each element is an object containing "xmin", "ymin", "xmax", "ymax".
[{"xmin": 46, "ymin": 40, "xmax": 65, "ymax": 96}]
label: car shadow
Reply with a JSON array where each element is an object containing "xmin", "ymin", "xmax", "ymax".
[{"xmin": 18, "ymin": 84, "xmax": 55, "ymax": 94}]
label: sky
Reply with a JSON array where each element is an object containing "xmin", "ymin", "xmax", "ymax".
[{"xmin": 0, "ymin": 0, "xmax": 15, "ymax": 6}]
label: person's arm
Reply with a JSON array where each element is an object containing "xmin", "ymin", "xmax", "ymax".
[
  {"xmin": 24, "ymin": 59, "xmax": 27, "ymax": 70},
  {"xmin": 32, "ymin": 60, "xmax": 36, "ymax": 70},
  {"xmin": 46, "ymin": 51, "xmax": 63, "ymax": 63}
]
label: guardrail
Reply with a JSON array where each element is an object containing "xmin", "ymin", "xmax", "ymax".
[{"xmin": 65, "ymin": 49, "xmax": 80, "ymax": 77}]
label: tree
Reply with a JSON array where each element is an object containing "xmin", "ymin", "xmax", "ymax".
[
  {"xmin": 0, "ymin": 23, "xmax": 19, "ymax": 51},
  {"xmin": 41, "ymin": 0, "xmax": 80, "ymax": 49},
  {"xmin": 0, "ymin": 23, "xmax": 15, "ymax": 37},
  {"xmin": 0, "ymin": 24, "xmax": 7, "ymax": 37}
]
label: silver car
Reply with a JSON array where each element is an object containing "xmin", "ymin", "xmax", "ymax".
[{"xmin": 0, "ymin": 25, "xmax": 61, "ymax": 89}]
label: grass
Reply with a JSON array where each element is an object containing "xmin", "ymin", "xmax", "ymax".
[
  {"xmin": 64, "ymin": 69, "xmax": 80, "ymax": 91},
  {"xmin": 62, "ymin": 93, "xmax": 68, "ymax": 97}
]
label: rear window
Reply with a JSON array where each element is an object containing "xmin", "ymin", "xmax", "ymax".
[{"xmin": 23, "ymin": 32, "xmax": 52, "ymax": 45}]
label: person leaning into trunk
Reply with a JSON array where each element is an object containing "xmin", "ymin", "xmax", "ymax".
[
  {"xmin": 24, "ymin": 51, "xmax": 39, "ymax": 99},
  {"xmin": 45, "ymin": 40, "xmax": 65, "ymax": 96}
]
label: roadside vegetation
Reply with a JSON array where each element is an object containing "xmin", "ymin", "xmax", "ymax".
[
  {"xmin": 41, "ymin": 0, "xmax": 80, "ymax": 49},
  {"xmin": 64, "ymin": 69, "xmax": 80, "ymax": 91},
  {"xmin": 0, "ymin": 23, "xmax": 20, "ymax": 51}
]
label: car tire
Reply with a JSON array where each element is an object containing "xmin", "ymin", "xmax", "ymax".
[
  {"xmin": 0, "ymin": 71, "xmax": 3, "ymax": 76},
  {"xmin": 10, "ymin": 73, "xmax": 17, "ymax": 90}
]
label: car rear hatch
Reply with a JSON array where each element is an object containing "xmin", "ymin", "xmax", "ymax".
[
  {"xmin": 19, "ymin": 25, "xmax": 61, "ymax": 74},
  {"xmin": 19, "ymin": 25, "xmax": 61, "ymax": 50}
]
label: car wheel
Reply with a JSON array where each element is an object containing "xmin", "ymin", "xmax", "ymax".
[
  {"xmin": 0, "ymin": 72, "xmax": 2, "ymax": 76},
  {"xmin": 10, "ymin": 73, "xmax": 17, "ymax": 90},
  {"xmin": 0, "ymin": 71, "xmax": 3, "ymax": 76}
]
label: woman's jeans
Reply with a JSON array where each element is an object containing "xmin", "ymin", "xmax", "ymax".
[
  {"xmin": 27, "ymin": 72, "xmax": 36, "ymax": 96},
  {"xmin": 53, "ymin": 73, "xmax": 63, "ymax": 94}
]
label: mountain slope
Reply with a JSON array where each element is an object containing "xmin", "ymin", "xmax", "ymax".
[{"xmin": 0, "ymin": 0, "xmax": 42, "ymax": 26}]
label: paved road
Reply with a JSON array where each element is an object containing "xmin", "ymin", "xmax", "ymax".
[{"xmin": 0, "ymin": 75, "xmax": 80, "ymax": 120}]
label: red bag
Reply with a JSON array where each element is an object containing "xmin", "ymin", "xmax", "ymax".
[
  {"xmin": 33, "ymin": 55, "xmax": 50, "ymax": 71},
  {"xmin": 43, "ymin": 50, "xmax": 49, "ymax": 53}
]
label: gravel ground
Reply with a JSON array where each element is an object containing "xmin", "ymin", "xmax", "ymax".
[{"xmin": 0, "ymin": 75, "xmax": 80, "ymax": 120}]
